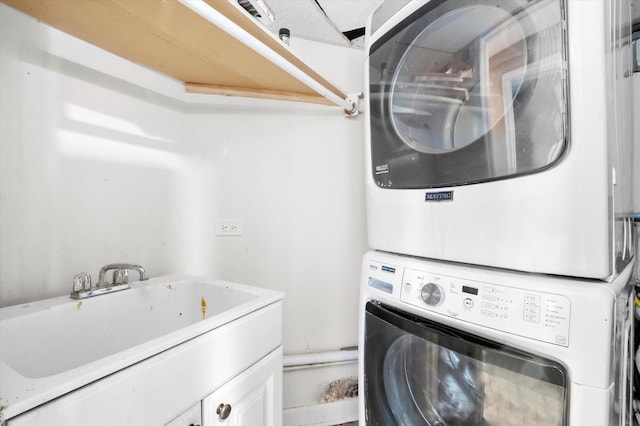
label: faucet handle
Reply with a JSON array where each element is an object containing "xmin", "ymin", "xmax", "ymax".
[
  {"xmin": 73, "ymin": 272, "xmax": 92, "ymax": 292},
  {"xmin": 112, "ymin": 268, "xmax": 128, "ymax": 285}
]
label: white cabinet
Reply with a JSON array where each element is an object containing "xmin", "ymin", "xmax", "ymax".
[
  {"xmin": 164, "ymin": 347, "xmax": 282, "ymax": 426},
  {"xmin": 202, "ymin": 347, "xmax": 282, "ymax": 426}
]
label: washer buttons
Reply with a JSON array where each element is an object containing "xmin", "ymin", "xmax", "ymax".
[{"xmin": 463, "ymin": 298, "xmax": 474, "ymax": 309}]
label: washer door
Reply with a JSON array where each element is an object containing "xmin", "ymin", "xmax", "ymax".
[
  {"xmin": 368, "ymin": 0, "xmax": 567, "ymax": 189},
  {"xmin": 363, "ymin": 302, "xmax": 568, "ymax": 425}
]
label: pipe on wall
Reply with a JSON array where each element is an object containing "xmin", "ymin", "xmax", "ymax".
[{"xmin": 283, "ymin": 349, "xmax": 358, "ymax": 369}]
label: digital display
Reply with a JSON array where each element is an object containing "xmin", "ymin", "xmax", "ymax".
[{"xmin": 462, "ymin": 285, "xmax": 478, "ymax": 295}]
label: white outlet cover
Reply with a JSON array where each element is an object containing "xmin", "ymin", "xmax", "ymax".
[{"xmin": 215, "ymin": 219, "xmax": 243, "ymax": 236}]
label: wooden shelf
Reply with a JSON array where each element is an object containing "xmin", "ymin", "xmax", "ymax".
[{"xmin": 2, "ymin": 0, "xmax": 348, "ymax": 106}]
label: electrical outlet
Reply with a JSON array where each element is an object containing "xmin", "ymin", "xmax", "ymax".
[{"xmin": 215, "ymin": 219, "xmax": 243, "ymax": 236}]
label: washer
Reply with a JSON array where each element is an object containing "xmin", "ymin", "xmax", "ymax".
[
  {"xmin": 358, "ymin": 251, "xmax": 636, "ymax": 425},
  {"xmin": 364, "ymin": 0, "xmax": 635, "ymax": 279}
]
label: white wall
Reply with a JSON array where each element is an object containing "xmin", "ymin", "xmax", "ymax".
[{"xmin": 0, "ymin": 1, "xmax": 366, "ymax": 375}]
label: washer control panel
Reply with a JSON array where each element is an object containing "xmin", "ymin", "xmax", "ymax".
[{"xmin": 400, "ymin": 268, "xmax": 571, "ymax": 347}]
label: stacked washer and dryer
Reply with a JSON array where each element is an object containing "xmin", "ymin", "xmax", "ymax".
[{"xmin": 358, "ymin": 0, "xmax": 636, "ymax": 425}]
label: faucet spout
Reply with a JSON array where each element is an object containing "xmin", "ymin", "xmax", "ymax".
[{"xmin": 98, "ymin": 263, "xmax": 148, "ymax": 286}]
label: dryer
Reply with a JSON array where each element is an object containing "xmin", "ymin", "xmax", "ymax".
[
  {"xmin": 364, "ymin": 0, "xmax": 635, "ymax": 279},
  {"xmin": 358, "ymin": 251, "xmax": 636, "ymax": 425}
]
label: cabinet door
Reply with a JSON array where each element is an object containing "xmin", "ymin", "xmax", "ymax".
[
  {"xmin": 202, "ymin": 347, "xmax": 282, "ymax": 426},
  {"xmin": 165, "ymin": 402, "xmax": 202, "ymax": 426}
]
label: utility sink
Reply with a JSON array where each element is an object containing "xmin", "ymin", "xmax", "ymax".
[{"xmin": 0, "ymin": 275, "xmax": 283, "ymax": 420}]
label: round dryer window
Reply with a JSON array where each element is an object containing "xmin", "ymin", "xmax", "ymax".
[
  {"xmin": 390, "ymin": 6, "xmax": 530, "ymax": 154},
  {"xmin": 374, "ymin": 0, "xmax": 567, "ymax": 187}
]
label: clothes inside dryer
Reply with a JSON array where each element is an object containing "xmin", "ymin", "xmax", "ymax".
[{"xmin": 364, "ymin": 302, "xmax": 567, "ymax": 425}]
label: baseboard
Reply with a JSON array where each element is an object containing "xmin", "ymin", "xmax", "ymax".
[{"xmin": 283, "ymin": 398, "xmax": 358, "ymax": 426}]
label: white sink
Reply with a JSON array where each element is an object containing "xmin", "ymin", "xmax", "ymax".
[{"xmin": 0, "ymin": 275, "xmax": 282, "ymax": 420}]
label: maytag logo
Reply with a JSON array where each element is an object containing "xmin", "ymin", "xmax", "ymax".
[{"xmin": 425, "ymin": 191, "xmax": 453, "ymax": 202}]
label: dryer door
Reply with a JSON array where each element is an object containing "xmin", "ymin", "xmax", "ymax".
[
  {"xmin": 363, "ymin": 302, "xmax": 568, "ymax": 425},
  {"xmin": 368, "ymin": 0, "xmax": 567, "ymax": 189}
]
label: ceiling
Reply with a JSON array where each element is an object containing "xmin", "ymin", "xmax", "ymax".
[
  {"xmin": 241, "ymin": 0, "xmax": 384, "ymax": 49},
  {"xmin": 245, "ymin": 0, "xmax": 640, "ymax": 49}
]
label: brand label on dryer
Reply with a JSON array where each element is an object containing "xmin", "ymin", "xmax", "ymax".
[
  {"xmin": 425, "ymin": 191, "xmax": 453, "ymax": 202},
  {"xmin": 375, "ymin": 164, "xmax": 389, "ymax": 174}
]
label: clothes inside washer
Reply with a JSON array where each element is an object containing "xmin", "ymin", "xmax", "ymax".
[{"xmin": 383, "ymin": 334, "xmax": 484, "ymax": 425}]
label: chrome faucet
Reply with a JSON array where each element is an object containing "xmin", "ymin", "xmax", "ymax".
[
  {"xmin": 70, "ymin": 263, "xmax": 148, "ymax": 299},
  {"xmin": 98, "ymin": 263, "xmax": 148, "ymax": 286}
]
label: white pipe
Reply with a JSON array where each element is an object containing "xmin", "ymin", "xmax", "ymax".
[
  {"xmin": 178, "ymin": 0, "xmax": 354, "ymax": 111},
  {"xmin": 283, "ymin": 350, "xmax": 358, "ymax": 368}
]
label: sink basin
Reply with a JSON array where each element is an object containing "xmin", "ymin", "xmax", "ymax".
[{"xmin": 0, "ymin": 275, "xmax": 282, "ymax": 420}]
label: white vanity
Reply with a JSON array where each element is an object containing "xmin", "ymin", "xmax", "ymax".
[{"xmin": 0, "ymin": 276, "xmax": 283, "ymax": 425}]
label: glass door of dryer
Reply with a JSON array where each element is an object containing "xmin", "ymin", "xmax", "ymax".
[
  {"xmin": 363, "ymin": 302, "xmax": 568, "ymax": 425},
  {"xmin": 368, "ymin": 0, "xmax": 568, "ymax": 189}
]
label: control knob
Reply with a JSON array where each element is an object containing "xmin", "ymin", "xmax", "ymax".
[{"xmin": 421, "ymin": 283, "xmax": 444, "ymax": 306}]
